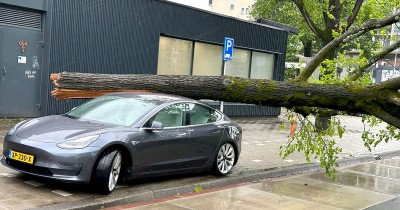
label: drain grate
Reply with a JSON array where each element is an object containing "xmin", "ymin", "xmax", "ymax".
[{"xmin": 373, "ymin": 154, "xmax": 381, "ymax": 160}]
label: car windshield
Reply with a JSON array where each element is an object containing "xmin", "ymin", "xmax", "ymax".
[{"xmin": 66, "ymin": 95, "xmax": 160, "ymax": 126}]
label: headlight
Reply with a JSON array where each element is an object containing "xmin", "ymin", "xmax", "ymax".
[
  {"xmin": 57, "ymin": 135, "xmax": 99, "ymax": 149},
  {"xmin": 7, "ymin": 120, "xmax": 27, "ymax": 136}
]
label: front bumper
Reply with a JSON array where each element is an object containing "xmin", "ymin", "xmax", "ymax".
[{"xmin": 2, "ymin": 135, "xmax": 102, "ymax": 184}]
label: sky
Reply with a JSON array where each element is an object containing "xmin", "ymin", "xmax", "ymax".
[{"xmin": 167, "ymin": 0, "xmax": 211, "ymax": 11}]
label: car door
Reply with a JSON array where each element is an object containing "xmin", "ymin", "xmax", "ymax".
[
  {"xmin": 134, "ymin": 103, "xmax": 192, "ymax": 173},
  {"xmin": 186, "ymin": 103, "xmax": 225, "ymax": 167}
]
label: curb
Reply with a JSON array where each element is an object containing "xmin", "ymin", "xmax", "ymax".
[{"xmin": 31, "ymin": 149, "xmax": 400, "ymax": 210}]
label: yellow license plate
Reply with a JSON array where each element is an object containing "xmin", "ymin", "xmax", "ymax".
[{"xmin": 8, "ymin": 150, "xmax": 34, "ymax": 164}]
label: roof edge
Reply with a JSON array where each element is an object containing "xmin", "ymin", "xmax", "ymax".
[{"xmin": 256, "ymin": 19, "xmax": 298, "ymax": 35}]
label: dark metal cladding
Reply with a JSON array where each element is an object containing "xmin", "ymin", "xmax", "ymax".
[{"xmin": 42, "ymin": 0, "xmax": 289, "ymax": 116}]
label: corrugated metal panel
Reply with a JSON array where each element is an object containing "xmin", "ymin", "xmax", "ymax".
[
  {"xmin": 208, "ymin": 104, "xmax": 280, "ymax": 117},
  {"xmin": 44, "ymin": 0, "xmax": 289, "ymax": 116},
  {"xmin": 0, "ymin": 6, "xmax": 42, "ymax": 30}
]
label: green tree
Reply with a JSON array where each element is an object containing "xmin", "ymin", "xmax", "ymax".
[{"xmin": 251, "ymin": 0, "xmax": 400, "ymax": 177}]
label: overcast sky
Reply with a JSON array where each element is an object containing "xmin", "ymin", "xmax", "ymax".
[{"xmin": 167, "ymin": 0, "xmax": 211, "ymax": 11}]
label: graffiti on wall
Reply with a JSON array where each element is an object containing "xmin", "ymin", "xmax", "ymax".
[{"xmin": 381, "ymin": 70, "xmax": 400, "ymax": 82}]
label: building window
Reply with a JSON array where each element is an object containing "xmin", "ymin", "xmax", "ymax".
[
  {"xmin": 192, "ymin": 42, "xmax": 223, "ymax": 76},
  {"xmin": 250, "ymin": 52, "xmax": 275, "ymax": 80},
  {"xmin": 230, "ymin": 4, "xmax": 234, "ymax": 10},
  {"xmin": 157, "ymin": 36, "xmax": 276, "ymax": 80},
  {"xmin": 209, "ymin": 0, "xmax": 212, "ymax": 5},
  {"xmin": 157, "ymin": 36, "xmax": 192, "ymax": 75},
  {"xmin": 241, "ymin": 8, "xmax": 249, "ymax": 15},
  {"xmin": 225, "ymin": 48, "xmax": 251, "ymax": 78}
]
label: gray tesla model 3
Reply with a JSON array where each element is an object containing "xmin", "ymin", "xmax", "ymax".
[{"xmin": 1, "ymin": 92, "xmax": 242, "ymax": 194}]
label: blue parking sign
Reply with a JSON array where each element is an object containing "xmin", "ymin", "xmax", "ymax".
[{"xmin": 223, "ymin": 37, "xmax": 234, "ymax": 61}]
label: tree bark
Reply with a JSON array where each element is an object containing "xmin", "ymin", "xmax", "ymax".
[{"xmin": 51, "ymin": 72, "xmax": 400, "ymax": 129}]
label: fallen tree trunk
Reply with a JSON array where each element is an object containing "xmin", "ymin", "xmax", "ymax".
[{"xmin": 51, "ymin": 72, "xmax": 400, "ymax": 128}]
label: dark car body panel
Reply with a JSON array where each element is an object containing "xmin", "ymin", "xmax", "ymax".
[{"xmin": 2, "ymin": 92, "xmax": 241, "ymax": 185}]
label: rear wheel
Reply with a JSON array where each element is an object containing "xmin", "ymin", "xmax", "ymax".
[
  {"xmin": 214, "ymin": 143, "xmax": 235, "ymax": 175},
  {"xmin": 92, "ymin": 149, "xmax": 122, "ymax": 195}
]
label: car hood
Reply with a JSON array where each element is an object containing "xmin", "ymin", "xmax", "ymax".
[{"xmin": 15, "ymin": 115, "xmax": 120, "ymax": 143}]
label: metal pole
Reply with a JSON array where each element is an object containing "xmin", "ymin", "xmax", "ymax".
[{"xmin": 220, "ymin": 61, "xmax": 227, "ymax": 112}]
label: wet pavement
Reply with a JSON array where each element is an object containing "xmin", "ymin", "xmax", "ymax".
[
  {"xmin": 1, "ymin": 112, "xmax": 400, "ymax": 209},
  {"xmin": 109, "ymin": 157, "xmax": 400, "ymax": 210}
]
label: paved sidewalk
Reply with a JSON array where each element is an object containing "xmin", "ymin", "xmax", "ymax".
[{"xmin": 1, "ymin": 112, "xmax": 400, "ymax": 209}]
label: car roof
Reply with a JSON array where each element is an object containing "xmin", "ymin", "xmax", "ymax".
[{"xmin": 106, "ymin": 92, "xmax": 194, "ymax": 103}]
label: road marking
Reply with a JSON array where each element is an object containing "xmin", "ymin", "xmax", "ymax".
[
  {"xmin": 25, "ymin": 180, "xmax": 44, "ymax": 187},
  {"xmin": 52, "ymin": 190, "xmax": 73, "ymax": 197},
  {"xmin": 252, "ymin": 160, "xmax": 263, "ymax": 162},
  {"xmin": 264, "ymin": 141, "xmax": 272, "ymax": 143},
  {"xmin": 242, "ymin": 142, "xmax": 249, "ymax": 144},
  {"xmin": 0, "ymin": 173, "xmax": 17, "ymax": 178},
  {"xmin": 284, "ymin": 159, "xmax": 294, "ymax": 163},
  {"xmin": 256, "ymin": 144, "xmax": 265, "ymax": 146}
]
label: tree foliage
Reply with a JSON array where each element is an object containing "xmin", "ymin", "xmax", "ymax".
[{"xmin": 251, "ymin": 0, "xmax": 400, "ymax": 177}]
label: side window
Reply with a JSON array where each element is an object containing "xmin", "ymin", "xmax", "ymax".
[
  {"xmin": 149, "ymin": 103, "xmax": 186, "ymax": 128},
  {"xmin": 188, "ymin": 103, "xmax": 222, "ymax": 125}
]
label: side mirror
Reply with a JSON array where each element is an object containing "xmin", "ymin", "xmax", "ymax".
[
  {"xmin": 143, "ymin": 121, "xmax": 163, "ymax": 132},
  {"xmin": 151, "ymin": 121, "xmax": 164, "ymax": 130}
]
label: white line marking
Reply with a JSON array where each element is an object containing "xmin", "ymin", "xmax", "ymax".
[
  {"xmin": 0, "ymin": 173, "xmax": 17, "ymax": 178},
  {"xmin": 25, "ymin": 180, "xmax": 44, "ymax": 187},
  {"xmin": 284, "ymin": 159, "xmax": 294, "ymax": 163},
  {"xmin": 52, "ymin": 190, "xmax": 73, "ymax": 197},
  {"xmin": 256, "ymin": 144, "xmax": 265, "ymax": 146},
  {"xmin": 242, "ymin": 142, "xmax": 249, "ymax": 144},
  {"xmin": 252, "ymin": 160, "xmax": 263, "ymax": 162},
  {"xmin": 264, "ymin": 141, "xmax": 272, "ymax": 143}
]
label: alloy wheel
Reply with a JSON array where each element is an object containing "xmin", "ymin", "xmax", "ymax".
[
  {"xmin": 108, "ymin": 152, "xmax": 122, "ymax": 191},
  {"xmin": 217, "ymin": 143, "xmax": 235, "ymax": 174}
]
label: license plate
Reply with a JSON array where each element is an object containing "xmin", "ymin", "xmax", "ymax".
[{"xmin": 8, "ymin": 150, "xmax": 34, "ymax": 164}]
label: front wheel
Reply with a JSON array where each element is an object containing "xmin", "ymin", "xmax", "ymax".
[
  {"xmin": 214, "ymin": 143, "xmax": 235, "ymax": 175},
  {"xmin": 92, "ymin": 149, "xmax": 122, "ymax": 195}
]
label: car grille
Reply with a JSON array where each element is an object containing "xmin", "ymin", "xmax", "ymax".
[{"xmin": 6, "ymin": 158, "xmax": 53, "ymax": 176}]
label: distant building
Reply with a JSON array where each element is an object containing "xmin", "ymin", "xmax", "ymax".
[{"xmin": 209, "ymin": 0, "xmax": 255, "ymax": 20}]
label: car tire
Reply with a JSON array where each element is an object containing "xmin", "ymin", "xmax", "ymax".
[
  {"xmin": 214, "ymin": 142, "xmax": 235, "ymax": 176},
  {"xmin": 92, "ymin": 149, "xmax": 122, "ymax": 195}
]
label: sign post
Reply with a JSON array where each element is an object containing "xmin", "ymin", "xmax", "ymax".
[{"xmin": 221, "ymin": 37, "xmax": 234, "ymax": 113}]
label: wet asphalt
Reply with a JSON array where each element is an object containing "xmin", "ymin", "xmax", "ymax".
[
  {"xmin": 109, "ymin": 158, "xmax": 400, "ymax": 210},
  {"xmin": 1, "ymin": 113, "xmax": 400, "ymax": 209}
]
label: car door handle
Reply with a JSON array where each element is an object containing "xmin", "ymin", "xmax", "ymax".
[
  {"xmin": 2, "ymin": 67, "xmax": 5, "ymax": 75},
  {"xmin": 177, "ymin": 133, "xmax": 189, "ymax": 137},
  {"xmin": 213, "ymin": 130, "xmax": 221, "ymax": 134}
]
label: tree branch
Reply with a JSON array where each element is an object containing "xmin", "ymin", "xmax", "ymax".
[
  {"xmin": 346, "ymin": 0, "xmax": 364, "ymax": 30},
  {"xmin": 292, "ymin": 0, "xmax": 324, "ymax": 38},
  {"xmin": 297, "ymin": 11, "xmax": 400, "ymax": 81},
  {"xmin": 375, "ymin": 76, "xmax": 400, "ymax": 90},
  {"xmin": 323, "ymin": 0, "xmax": 341, "ymax": 40},
  {"xmin": 363, "ymin": 103, "xmax": 400, "ymax": 128},
  {"xmin": 350, "ymin": 39, "xmax": 400, "ymax": 81}
]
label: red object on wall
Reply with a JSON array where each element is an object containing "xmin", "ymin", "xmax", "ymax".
[{"xmin": 19, "ymin": 41, "xmax": 28, "ymax": 54}]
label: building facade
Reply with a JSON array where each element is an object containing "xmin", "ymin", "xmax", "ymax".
[
  {"xmin": 210, "ymin": 0, "xmax": 255, "ymax": 20},
  {"xmin": 0, "ymin": 0, "xmax": 291, "ymax": 118}
]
